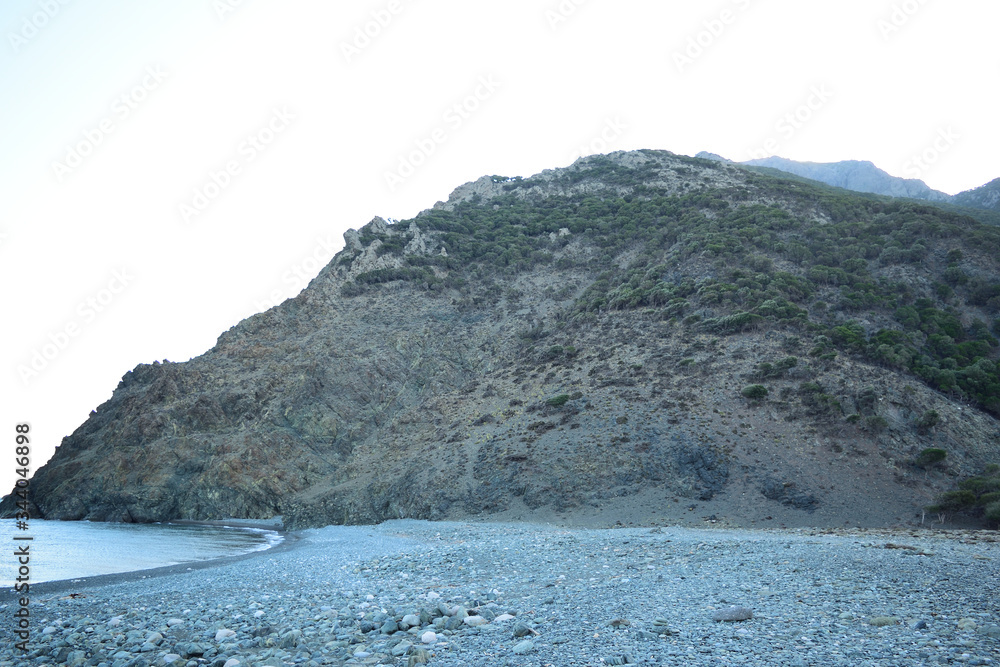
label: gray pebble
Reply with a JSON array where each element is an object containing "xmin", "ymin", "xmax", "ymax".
[
  {"xmin": 512, "ymin": 640, "xmax": 534, "ymax": 654},
  {"xmin": 7, "ymin": 520, "xmax": 998, "ymax": 667},
  {"xmin": 712, "ymin": 606, "xmax": 754, "ymax": 622}
]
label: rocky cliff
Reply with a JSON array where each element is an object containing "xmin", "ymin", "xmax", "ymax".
[{"xmin": 6, "ymin": 150, "xmax": 1000, "ymax": 529}]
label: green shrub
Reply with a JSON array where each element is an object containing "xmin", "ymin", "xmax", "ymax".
[
  {"xmin": 796, "ymin": 381, "xmax": 841, "ymax": 417},
  {"xmin": 741, "ymin": 385, "xmax": 768, "ymax": 400},
  {"xmin": 928, "ymin": 466, "xmax": 1000, "ymax": 525},
  {"xmin": 545, "ymin": 394, "xmax": 570, "ymax": 408},
  {"xmin": 863, "ymin": 415, "xmax": 888, "ymax": 433},
  {"xmin": 916, "ymin": 410, "xmax": 940, "ymax": 431},
  {"xmin": 756, "ymin": 357, "xmax": 797, "ymax": 379},
  {"xmin": 702, "ymin": 311, "xmax": 763, "ymax": 335},
  {"xmin": 799, "ymin": 381, "xmax": 823, "ymax": 395},
  {"xmin": 775, "ymin": 356, "xmax": 798, "ymax": 372},
  {"xmin": 856, "ymin": 386, "xmax": 878, "ymax": 415},
  {"xmin": 915, "ymin": 448, "xmax": 947, "ymax": 468},
  {"xmin": 958, "ymin": 476, "xmax": 1000, "ymax": 494},
  {"xmin": 340, "ymin": 282, "xmax": 366, "ymax": 297},
  {"xmin": 986, "ymin": 501, "xmax": 1000, "ymax": 525},
  {"xmin": 932, "ymin": 489, "xmax": 977, "ymax": 511}
]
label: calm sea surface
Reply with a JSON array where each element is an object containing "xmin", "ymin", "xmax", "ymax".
[{"xmin": 0, "ymin": 519, "xmax": 281, "ymax": 586}]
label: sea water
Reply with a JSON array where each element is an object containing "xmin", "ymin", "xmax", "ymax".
[{"xmin": 0, "ymin": 519, "xmax": 282, "ymax": 586}]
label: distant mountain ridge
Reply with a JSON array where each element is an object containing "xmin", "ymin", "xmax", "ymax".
[
  {"xmin": 696, "ymin": 151, "xmax": 999, "ymax": 212},
  {"xmin": 953, "ymin": 177, "xmax": 1000, "ymax": 212}
]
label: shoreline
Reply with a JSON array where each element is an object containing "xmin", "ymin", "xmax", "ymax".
[
  {"xmin": 165, "ymin": 516, "xmax": 285, "ymax": 531},
  {"xmin": 4, "ymin": 519, "xmax": 297, "ymax": 598}
]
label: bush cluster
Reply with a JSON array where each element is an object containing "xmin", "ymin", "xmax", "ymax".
[{"xmin": 928, "ymin": 465, "xmax": 1000, "ymax": 525}]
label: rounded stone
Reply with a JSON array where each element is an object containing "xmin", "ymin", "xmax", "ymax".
[
  {"xmin": 712, "ymin": 606, "xmax": 754, "ymax": 622},
  {"xmin": 512, "ymin": 640, "xmax": 534, "ymax": 655}
]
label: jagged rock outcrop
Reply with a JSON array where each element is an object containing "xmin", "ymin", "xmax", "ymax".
[{"xmin": 5, "ymin": 150, "xmax": 1000, "ymax": 529}]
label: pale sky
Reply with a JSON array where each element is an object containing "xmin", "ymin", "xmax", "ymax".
[{"xmin": 2, "ymin": 0, "xmax": 998, "ymax": 494}]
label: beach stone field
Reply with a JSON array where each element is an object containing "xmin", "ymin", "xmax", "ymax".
[{"xmin": 3, "ymin": 520, "xmax": 999, "ymax": 666}]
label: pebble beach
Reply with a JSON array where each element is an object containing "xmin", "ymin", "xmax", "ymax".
[{"xmin": 3, "ymin": 520, "xmax": 999, "ymax": 666}]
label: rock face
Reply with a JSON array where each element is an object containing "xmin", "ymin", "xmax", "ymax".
[{"xmin": 4, "ymin": 150, "xmax": 1000, "ymax": 528}]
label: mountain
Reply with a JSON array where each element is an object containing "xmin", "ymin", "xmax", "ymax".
[
  {"xmin": 953, "ymin": 177, "xmax": 1000, "ymax": 212},
  {"xmin": 696, "ymin": 152, "xmax": 1000, "ymax": 221},
  {"xmin": 741, "ymin": 156, "xmax": 952, "ymax": 202},
  {"xmin": 693, "ymin": 151, "xmax": 732, "ymax": 163},
  {"xmin": 5, "ymin": 150, "xmax": 1000, "ymax": 529}
]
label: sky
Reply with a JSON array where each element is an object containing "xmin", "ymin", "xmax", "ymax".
[{"xmin": 2, "ymin": 0, "xmax": 998, "ymax": 495}]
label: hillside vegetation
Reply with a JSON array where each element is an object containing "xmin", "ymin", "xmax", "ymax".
[{"xmin": 347, "ymin": 152, "xmax": 1000, "ymax": 417}]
